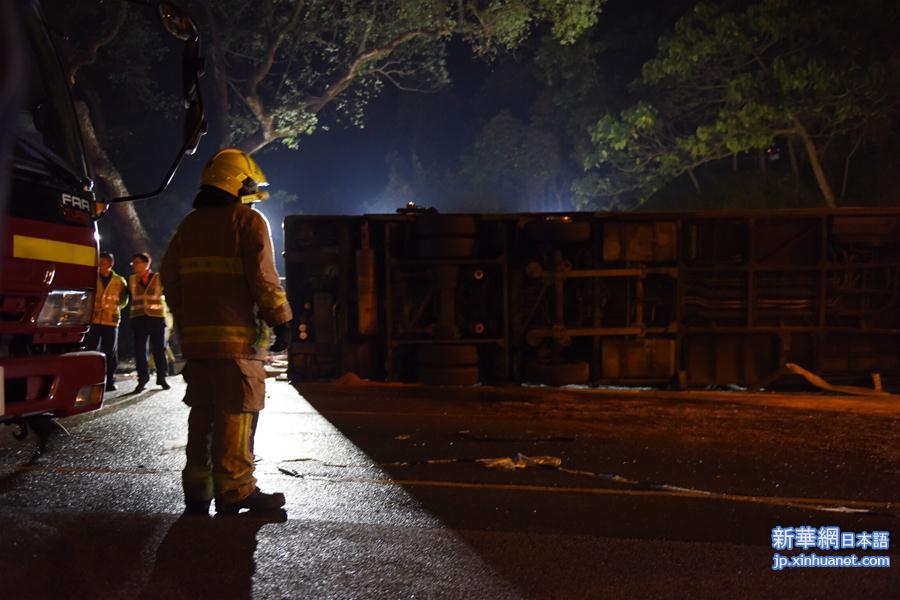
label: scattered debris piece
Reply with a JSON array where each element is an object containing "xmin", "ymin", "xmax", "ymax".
[
  {"xmin": 477, "ymin": 453, "xmax": 562, "ymax": 470},
  {"xmin": 394, "ymin": 434, "xmax": 412, "ymax": 441},
  {"xmin": 786, "ymin": 363, "xmax": 891, "ymax": 396},
  {"xmin": 282, "ymin": 457, "xmax": 350, "ymax": 468},
  {"xmin": 278, "ymin": 466, "xmax": 304, "ymax": 478},
  {"xmin": 334, "ymin": 372, "xmax": 367, "ymax": 385},
  {"xmin": 458, "ymin": 430, "xmax": 576, "ymax": 443}
]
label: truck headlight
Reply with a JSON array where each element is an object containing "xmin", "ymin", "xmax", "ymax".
[
  {"xmin": 74, "ymin": 383, "xmax": 104, "ymax": 408},
  {"xmin": 36, "ymin": 290, "xmax": 94, "ymax": 327}
]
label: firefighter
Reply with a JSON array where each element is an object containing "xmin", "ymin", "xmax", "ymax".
[
  {"xmin": 84, "ymin": 252, "xmax": 129, "ymax": 391},
  {"xmin": 129, "ymin": 252, "xmax": 170, "ymax": 392},
  {"xmin": 161, "ymin": 147, "xmax": 292, "ymax": 515}
]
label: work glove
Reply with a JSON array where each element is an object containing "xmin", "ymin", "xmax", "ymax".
[{"xmin": 268, "ymin": 321, "xmax": 291, "ymax": 353}]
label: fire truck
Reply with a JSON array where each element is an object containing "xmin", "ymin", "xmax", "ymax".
[{"xmin": 1, "ymin": 1, "xmax": 205, "ymax": 437}]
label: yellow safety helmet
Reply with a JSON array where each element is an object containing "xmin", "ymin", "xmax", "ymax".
[{"xmin": 201, "ymin": 148, "xmax": 270, "ymax": 203}]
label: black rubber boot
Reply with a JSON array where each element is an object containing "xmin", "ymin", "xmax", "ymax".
[
  {"xmin": 216, "ymin": 488, "xmax": 285, "ymax": 515},
  {"xmin": 184, "ymin": 499, "xmax": 211, "ymax": 516}
]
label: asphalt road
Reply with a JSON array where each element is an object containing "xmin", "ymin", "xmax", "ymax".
[{"xmin": 0, "ymin": 377, "xmax": 897, "ymax": 599}]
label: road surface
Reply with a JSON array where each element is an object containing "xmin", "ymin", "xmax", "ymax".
[{"xmin": 1, "ymin": 376, "xmax": 897, "ymax": 598}]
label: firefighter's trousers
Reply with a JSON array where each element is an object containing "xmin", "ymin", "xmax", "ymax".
[{"xmin": 180, "ymin": 358, "xmax": 267, "ymax": 505}]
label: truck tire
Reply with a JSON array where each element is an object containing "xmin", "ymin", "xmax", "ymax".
[
  {"xmin": 524, "ymin": 220, "xmax": 591, "ymax": 243},
  {"xmin": 420, "ymin": 366, "xmax": 481, "ymax": 386},
  {"xmin": 524, "ymin": 360, "xmax": 590, "ymax": 386},
  {"xmin": 418, "ymin": 344, "xmax": 479, "ymax": 367}
]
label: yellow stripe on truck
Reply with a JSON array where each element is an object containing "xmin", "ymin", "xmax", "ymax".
[{"xmin": 12, "ymin": 235, "xmax": 97, "ymax": 267}]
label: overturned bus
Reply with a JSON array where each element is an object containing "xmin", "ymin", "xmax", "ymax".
[{"xmin": 283, "ymin": 207, "xmax": 900, "ymax": 391}]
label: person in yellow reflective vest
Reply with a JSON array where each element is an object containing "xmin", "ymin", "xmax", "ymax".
[
  {"xmin": 84, "ymin": 252, "xmax": 129, "ymax": 391},
  {"xmin": 161, "ymin": 147, "xmax": 292, "ymax": 516},
  {"xmin": 129, "ymin": 252, "xmax": 170, "ymax": 393}
]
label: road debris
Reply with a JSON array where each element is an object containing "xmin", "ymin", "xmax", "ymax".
[
  {"xmin": 458, "ymin": 430, "xmax": 576, "ymax": 443},
  {"xmin": 785, "ymin": 363, "xmax": 892, "ymax": 396},
  {"xmin": 382, "ymin": 452, "xmax": 894, "ymax": 516},
  {"xmin": 281, "ymin": 457, "xmax": 350, "ymax": 468},
  {"xmin": 277, "ymin": 466, "xmax": 304, "ymax": 478},
  {"xmin": 477, "ymin": 454, "xmax": 563, "ymax": 470}
]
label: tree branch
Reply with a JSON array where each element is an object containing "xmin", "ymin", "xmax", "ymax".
[
  {"xmin": 238, "ymin": 0, "xmax": 306, "ymax": 149},
  {"xmin": 67, "ymin": 4, "xmax": 127, "ymax": 84},
  {"xmin": 304, "ymin": 27, "xmax": 451, "ymax": 114},
  {"xmin": 247, "ymin": 0, "xmax": 305, "ymax": 96}
]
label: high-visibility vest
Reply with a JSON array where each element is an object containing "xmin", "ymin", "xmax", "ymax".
[
  {"xmin": 91, "ymin": 270, "xmax": 128, "ymax": 326},
  {"xmin": 129, "ymin": 272, "xmax": 166, "ymax": 318}
]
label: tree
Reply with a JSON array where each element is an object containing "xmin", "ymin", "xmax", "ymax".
[
  {"xmin": 195, "ymin": 0, "xmax": 605, "ymax": 154},
  {"xmin": 43, "ymin": 2, "xmax": 170, "ymax": 254},
  {"xmin": 579, "ymin": 0, "xmax": 900, "ymax": 209},
  {"xmin": 377, "ymin": 29, "xmax": 617, "ymax": 213},
  {"xmin": 459, "ymin": 110, "xmax": 570, "ymax": 211},
  {"xmin": 381, "ymin": 6, "xmax": 681, "ymax": 214},
  {"xmin": 46, "ymin": 0, "xmax": 604, "ymax": 254}
]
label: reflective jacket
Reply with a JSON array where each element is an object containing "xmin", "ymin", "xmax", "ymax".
[
  {"xmin": 91, "ymin": 270, "xmax": 129, "ymax": 326},
  {"xmin": 160, "ymin": 191, "xmax": 292, "ymax": 360},
  {"xmin": 129, "ymin": 272, "xmax": 166, "ymax": 318}
]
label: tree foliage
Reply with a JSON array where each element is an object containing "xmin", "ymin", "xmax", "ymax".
[
  {"xmin": 580, "ymin": 0, "xmax": 900, "ymax": 209},
  {"xmin": 194, "ymin": 0, "xmax": 604, "ymax": 153},
  {"xmin": 460, "ymin": 110, "xmax": 568, "ymax": 211}
]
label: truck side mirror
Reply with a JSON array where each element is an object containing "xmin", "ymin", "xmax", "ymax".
[
  {"xmin": 104, "ymin": 1, "xmax": 206, "ymax": 205},
  {"xmin": 181, "ymin": 34, "xmax": 206, "ymax": 155},
  {"xmin": 184, "ymin": 97, "xmax": 206, "ymax": 156},
  {"xmin": 157, "ymin": 2, "xmax": 197, "ymax": 42}
]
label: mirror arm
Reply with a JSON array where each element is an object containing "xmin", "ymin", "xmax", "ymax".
[
  {"xmin": 105, "ymin": 143, "xmax": 189, "ymax": 204},
  {"xmin": 104, "ymin": 3, "xmax": 206, "ymax": 205}
]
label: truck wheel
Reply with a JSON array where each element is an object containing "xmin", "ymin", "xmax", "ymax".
[
  {"xmin": 418, "ymin": 344, "xmax": 479, "ymax": 367},
  {"xmin": 420, "ymin": 366, "xmax": 481, "ymax": 386},
  {"xmin": 524, "ymin": 360, "xmax": 590, "ymax": 386},
  {"xmin": 524, "ymin": 220, "xmax": 591, "ymax": 243}
]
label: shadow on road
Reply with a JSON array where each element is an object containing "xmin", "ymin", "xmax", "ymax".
[
  {"xmin": 296, "ymin": 384, "xmax": 900, "ymax": 598},
  {"xmin": 141, "ymin": 511, "xmax": 287, "ymax": 600}
]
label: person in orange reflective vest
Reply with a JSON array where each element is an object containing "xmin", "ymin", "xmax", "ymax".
[
  {"xmin": 129, "ymin": 252, "xmax": 170, "ymax": 393},
  {"xmin": 161, "ymin": 148, "xmax": 292, "ymax": 516},
  {"xmin": 84, "ymin": 252, "xmax": 129, "ymax": 391}
]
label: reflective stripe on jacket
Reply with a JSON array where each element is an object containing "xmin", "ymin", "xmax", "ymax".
[
  {"xmin": 160, "ymin": 202, "xmax": 292, "ymax": 359},
  {"xmin": 129, "ymin": 272, "xmax": 166, "ymax": 318},
  {"xmin": 91, "ymin": 271, "xmax": 129, "ymax": 326}
]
